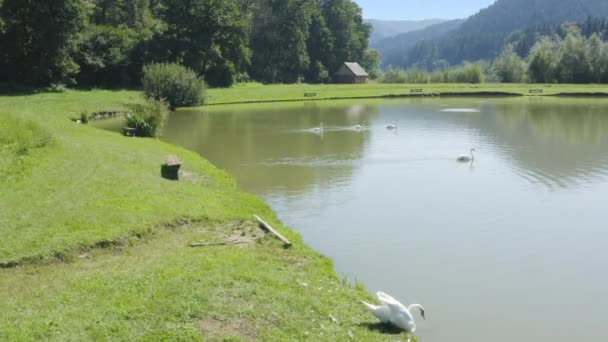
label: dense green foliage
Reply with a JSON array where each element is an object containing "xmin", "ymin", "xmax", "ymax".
[
  {"xmin": 495, "ymin": 26, "xmax": 608, "ymax": 83},
  {"xmin": 376, "ymin": 0, "xmax": 608, "ymax": 71},
  {"xmin": 380, "ymin": 63, "xmax": 485, "ymax": 84},
  {"xmin": 142, "ymin": 63, "xmax": 205, "ymax": 109},
  {"xmin": 124, "ymin": 97, "xmax": 169, "ymax": 137},
  {"xmin": 374, "ymin": 20, "xmax": 464, "ymax": 68},
  {"xmin": 0, "ymin": 0, "xmax": 87, "ymax": 85},
  {"xmin": 0, "ymin": 0, "xmax": 370, "ymax": 87},
  {"xmin": 493, "ymin": 44, "xmax": 527, "ymax": 83}
]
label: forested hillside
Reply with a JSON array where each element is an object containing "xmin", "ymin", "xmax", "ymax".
[
  {"xmin": 381, "ymin": 0, "xmax": 608, "ymax": 69},
  {"xmin": 0, "ymin": 0, "xmax": 372, "ymax": 87},
  {"xmin": 373, "ymin": 20, "xmax": 464, "ymax": 68},
  {"xmin": 366, "ymin": 19, "xmax": 446, "ymax": 44}
]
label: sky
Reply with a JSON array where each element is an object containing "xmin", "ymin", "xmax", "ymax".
[{"xmin": 356, "ymin": 0, "xmax": 496, "ymax": 20}]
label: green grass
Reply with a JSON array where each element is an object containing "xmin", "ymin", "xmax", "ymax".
[
  {"xmin": 0, "ymin": 90, "xmax": 416, "ymax": 340},
  {"xmin": 2, "ymin": 83, "xmax": 605, "ymax": 340},
  {"xmin": 205, "ymin": 82, "xmax": 608, "ymax": 105}
]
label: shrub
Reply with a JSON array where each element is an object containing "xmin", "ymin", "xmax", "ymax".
[
  {"xmin": 142, "ymin": 63, "xmax": 205, "ymax": 110},
  {"xmin": 124, "ymin": 98, "xmax": 169, "ymax": 138}
]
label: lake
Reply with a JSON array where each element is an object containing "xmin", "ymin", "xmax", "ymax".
[{"xmin": 98, "ymin": 97, "xmax": 608, "ymax": 342}]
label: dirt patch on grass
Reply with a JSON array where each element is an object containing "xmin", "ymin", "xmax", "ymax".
[
  {"xmin": 189, "ymin": 222, "xmax": 261, "ymax": 248},
  {"xmin": 199, "ymin": 317, "xmax": 257, "ymax": 341}
]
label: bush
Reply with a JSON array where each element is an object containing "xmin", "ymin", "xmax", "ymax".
[
  {"xmin": 142, "ymin": 63, "xmax": 205, "ymax": 110},
  {"xmin": 124, "ymin": 98, "xmax": 169, "ymax": 138}
]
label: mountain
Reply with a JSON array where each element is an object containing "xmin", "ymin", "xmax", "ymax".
[
  {"xmin": 373, "ymin": 19, "xmax": 464, "ymax": 68},
  {"xmin": 366, "ymin": 19, "xmax": 447, "ymax": 45},
  {"xmin": 382, "ymin": 0, "xmax": 608, "ymax": 69}
]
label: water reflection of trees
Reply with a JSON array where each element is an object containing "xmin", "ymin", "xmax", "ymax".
[
  {"xmin": 489, "ymin": 98, "xmax": 608, "ymax": 188},
  {"xmin": 163, "ymin": 103, "xmax": 379, "ymax": 195}
]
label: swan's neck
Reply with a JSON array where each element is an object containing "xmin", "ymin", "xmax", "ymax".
[{"xmin": 470, "ymin": 150, "xmax": 475, "ymax": 159}]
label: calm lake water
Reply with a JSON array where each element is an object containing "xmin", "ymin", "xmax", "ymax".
[{"xmin": 99, "ymin": 97, "xmax": 608, "ymax": 342}]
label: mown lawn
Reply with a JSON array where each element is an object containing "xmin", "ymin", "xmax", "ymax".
[
  {"xmin": 0, "ymin": 90, "xmax": 416, "ymax": 340},
  {"xmin": 2, "ymin": 83, "xmax": 605, "ymax": 339},
  {"xmin": 206, "ymin": 82, "xmax": 608, "ymax": 105}
]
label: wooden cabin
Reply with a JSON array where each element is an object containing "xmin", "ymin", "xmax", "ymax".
[{"xmin": 334, "ymin": 62, "xmax": 369, "ymax": 84}]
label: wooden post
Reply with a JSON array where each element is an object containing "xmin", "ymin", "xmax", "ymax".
[
  {"xmin": 161, "ymin": 155, "xmax": 181, "ymax": 180},
  {"xmin": 253, "ymin": 215, "xmax": 292, "ymax": 248}
]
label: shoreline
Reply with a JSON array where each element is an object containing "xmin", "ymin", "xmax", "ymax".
[{"xmin": 205, "ymin": 85, "xmax": 608, "ymax": 106}]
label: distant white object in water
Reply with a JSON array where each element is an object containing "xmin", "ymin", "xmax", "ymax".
[
  {"xmin": 457, "ymin": 148, "xmax": 476, "ymax": 162},
  {"xmin": 362, "ymin": 291, "xmax": 425, "ymax": 332},
  {"xmin": 354, "ymin": 121, "xmax": 366, "ymax": 130},
  {"xmin": 385, "ymin": 120, "xmax": 398, "ymax": 130},
  {"xmin": 311, "ymin": 122, "xmax": 324, "ymax": 133}
]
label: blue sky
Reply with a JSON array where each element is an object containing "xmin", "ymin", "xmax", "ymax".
[{"xmin": 356, "ymin": 0, "xmax": 496, "ymax": 20}]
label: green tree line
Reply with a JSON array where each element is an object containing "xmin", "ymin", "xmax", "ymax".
[
  {"xmin": 495, "ymin": 25, "xmax": 608, "ymax": 83},
  {"xmin": 379, "ymin": 24, "xmax": 608, "ymax": 85},
  {"xmin": 0, "ymin": 0, "xmax": 373, "ymax": 87}
]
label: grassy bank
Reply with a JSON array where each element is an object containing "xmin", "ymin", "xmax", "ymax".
[
  {"xmin": 0, "ymin": 90, "xmax": 414, "ymax": 340},
  {"xmin": 2, "ymin": 83, "xmax": 605, "ymax": 339},
  {"xmin": 205, "ymin": 82, "xmax": 608, "ymax": 105}
]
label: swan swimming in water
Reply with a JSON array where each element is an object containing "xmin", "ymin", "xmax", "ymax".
[
  {"xmin": 362, "ymin": 291, "xmax": 426, "ymax": 332},
  {"xmin": 457, "ymin": 148, "xmax": 476, "ymax": 162},
  {"xmin": 385, "ymin": 120, "xmax": 398, "ymax": 130},
  {"xmin": 310, "ymin": 122, "xmax": 324, "ymax": 133},
  {"xmin": 353, "ymin": 121, "xmax": 366, "ymax": 130}
]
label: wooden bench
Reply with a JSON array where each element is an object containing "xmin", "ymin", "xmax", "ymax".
[
  {"xmin": 304, "ymin": 92, "xmax": 317, "ymax": 97},
  {"xmin": 410, "ymin": 88, "xmax": 423, "ymax": 93},
  {"xmin": 161, "ymin": 155, "xmax": 181, "ymax": 180},
  {"xmin": 122, "ymin": 127, "xmax": 137, "ymax": 137},
  {"xmin": 529, "ymin": 89, "xmax": 543, "ymax": 94}
]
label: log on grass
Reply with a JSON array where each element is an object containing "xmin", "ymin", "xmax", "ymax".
[{"xmin": 253, "ymin": 215, "xmax": 292, "ymax": 248}]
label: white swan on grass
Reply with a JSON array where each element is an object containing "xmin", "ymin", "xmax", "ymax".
[
  {"xmin": 457, "ymin": 148, "xmax": 476, "ymax": 162},
  {"xmin": 362, "ymin": 291, "xmax": 425, "ymax": 332}
]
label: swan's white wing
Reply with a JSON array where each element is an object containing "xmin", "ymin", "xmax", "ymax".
[
  {"xmin": 361, "ymin": 301, "xmax": 392, "ymax": 323},
  {"xmin": 376, "ymin": 291, "xmax": 408, "ymax": 311}
]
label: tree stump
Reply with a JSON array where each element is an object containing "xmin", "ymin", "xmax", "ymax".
[{"xmin": 161, "ymin": 155, "xmax": 181, "ymax": 180}]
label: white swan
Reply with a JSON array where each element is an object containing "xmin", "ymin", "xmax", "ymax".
[
  {"xmin": 353, "ymin": 121, "xmax": 366, "ymax": 130},
  {"xmin": 362, "ymin": 291, "xmax": 425, "ymax": 332},
  {"xmin": 385, "ymin": 120, "xmax": 398, "ymax": 130},
  {"xmin": 457, "ymin": 148, "xmax": 476, "ymax": 162},
  {"xmin": 311, "ymin": 122, "xmax": 324, "ymax": 133}
]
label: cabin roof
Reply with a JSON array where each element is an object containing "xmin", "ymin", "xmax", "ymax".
[{"xmin": 336, "ymin": 62, "xmax": 369, "ymax": 77}]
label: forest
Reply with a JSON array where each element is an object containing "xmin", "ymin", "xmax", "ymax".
[
  {"xmin": 0, "ymin": 0, "xmax": 374, "ymax": 87},
  {"xmin": 379, "ymin": 0, "xmax": 608, "ymax": 71}
]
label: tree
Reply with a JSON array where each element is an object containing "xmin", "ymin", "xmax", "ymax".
[
  {"xmin": 555, "ymin": 25, "xmax": 592, "ymax": 83},
  {"xmin": 493, "ymin": 44, "xmax": 527, "ymax": 83},
  {"xmin": 249, "ymin": 0, "xmax": 313, "ymax": 83},
  {"xmin": 0, "ymin": 0, "xmax": 88, "ymax": 85},
  {"xmin": 321, "ymin": 0, "xmax": 371, "ymax": 75},
  {"xmin": 585, "ymin": 33, "xmax": 606, "ymax": 83},
  {"xmin": 156, "ymin": 0, "xmax": 250, "ymax": 87},
  {"xmin": 527, "ymin": 36, "xmax": 560, "ymax": 83},
  {"xmin": 92, "ymin": 0, "xmax": 154, "ymax": 30},
  {"xmin": 304, "ymin": 3, "xmax": 333, "ymax": 83},
  {"xmin": 360, "ymin": 48, "xmax": 381, "ymax": 79}
]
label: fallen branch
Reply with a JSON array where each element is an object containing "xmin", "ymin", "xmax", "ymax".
[{"xmin": 253, "ymin": 215, "xmax": 292, "ymax": 248}]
